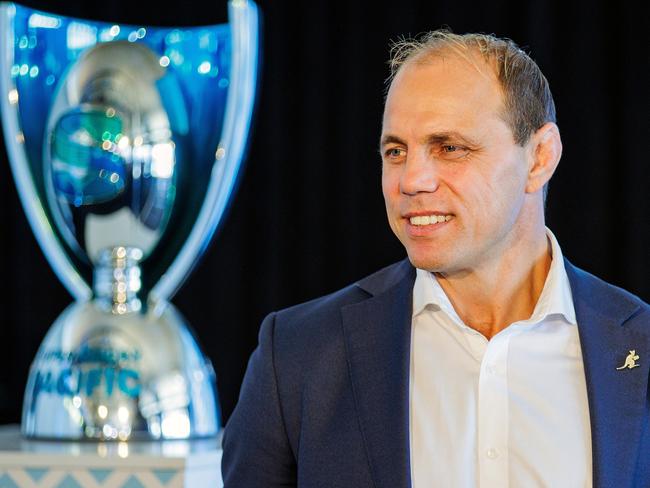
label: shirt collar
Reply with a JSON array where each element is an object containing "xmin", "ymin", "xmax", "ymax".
[{"xmin": 412, "ymin": 227, "xmax": 577, "ymax": 326}]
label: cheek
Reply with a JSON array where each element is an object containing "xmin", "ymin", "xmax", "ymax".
[
  {"xmin": 448, "ymin": 158, "xmax": 527, "ymax": 227},
  {"xmin": 381, "ymin": 170, "xmax": 403, "ymax": 237},
  {"xmin": 480, "ymin": 161, "xmax": 528, "ymax": 222},
  {"xmin": 381, "ymin": 169, "xmax": 399, "ymax": 207}
]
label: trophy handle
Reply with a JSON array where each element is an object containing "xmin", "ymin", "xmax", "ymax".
[
  {"xmin": 150, "ymin": 0, "xmax": 260, "ymax": 303},
  {"xmin": 0, "ymin": 2, "xmax": 91, "ymax": 301}
]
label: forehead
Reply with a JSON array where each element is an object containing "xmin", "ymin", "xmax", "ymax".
[{"xmin": 382, "ymin": 51, "xmax": 505, "ymax": 136}]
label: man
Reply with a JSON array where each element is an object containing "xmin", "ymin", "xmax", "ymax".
[{"xmin": 222, "ymin": 31, "xmax": 650, "ymax": 487}]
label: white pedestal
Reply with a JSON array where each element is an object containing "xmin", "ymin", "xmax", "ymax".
[{"xmin": 0, "ymin": 425, "xmax": 223, "ymax": 487}]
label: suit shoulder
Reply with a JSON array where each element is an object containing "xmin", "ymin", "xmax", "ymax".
[
  {"xmin": 271, "ymin": 259, "xmax": 412, "ymax": 336},
  {"xmin": 565, "ymin": 259, "xmax": 650, "ymax": 324}
]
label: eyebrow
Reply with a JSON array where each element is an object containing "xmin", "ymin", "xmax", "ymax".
[
  {"xmin": 426, "ymin": 132, "xmax": 480, "ymax": 147},
  {"xmin": 379, "ymin": 131, "xmax": 480, "ymax": 152},
  {"xmin": 379, "ymin": 134, "xmax": 405, "ymax": 152}
]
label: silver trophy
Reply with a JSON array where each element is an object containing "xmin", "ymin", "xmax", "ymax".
[{"xmin": 0, "ymin": 1, "xmax": 259, "ymax": 440}]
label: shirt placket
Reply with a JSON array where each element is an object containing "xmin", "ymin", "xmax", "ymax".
[{"xmin": 477, "ymin": 332, "xmax": 510, "ymax": 487}]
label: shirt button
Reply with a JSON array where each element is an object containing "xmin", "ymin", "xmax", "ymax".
[
  {"xmin": 486, "ymin": 448, "xmax": 499, "ymax": 459},
  {"xmin": 486, "ymin": 364, "xmax": 496, "ymax": 375}
]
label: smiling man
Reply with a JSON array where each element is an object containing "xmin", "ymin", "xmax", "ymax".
[{"xmin": 222, "ymin": 31, "xmax": 650, "ymax": 488}]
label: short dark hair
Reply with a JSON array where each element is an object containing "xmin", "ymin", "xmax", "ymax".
[{"xmin": 388, "ymin": 30, "xmax": 556, "ymax": 146}]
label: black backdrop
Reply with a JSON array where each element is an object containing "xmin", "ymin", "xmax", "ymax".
[{"xmin": 0, "ymin": 0, "xmax": 648, "ymax": 426}]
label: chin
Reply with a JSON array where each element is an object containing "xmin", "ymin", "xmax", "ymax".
[
  {"xmin": 405, "ymin": 250, "xmax": 449, "ymax": 273},
  {"xmin": 398, "ymin": 230, "xmax": 461, "ymax": 272}
]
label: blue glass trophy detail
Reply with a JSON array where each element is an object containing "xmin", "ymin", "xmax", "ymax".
[{"xmin": 0, "ymin": 1, "xmax": 259, "ymax": 439}]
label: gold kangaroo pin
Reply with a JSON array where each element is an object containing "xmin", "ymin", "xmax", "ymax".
[{"xmin": 616, "ymin": 350, "xmax": 640, "ymax": 370}]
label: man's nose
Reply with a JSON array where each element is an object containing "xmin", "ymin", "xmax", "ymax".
[{"xmin": 400, "ymin": 150, "xmax": 440, "ymax": 195}]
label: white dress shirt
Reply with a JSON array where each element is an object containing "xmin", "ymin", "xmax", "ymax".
[{"xmin": 409, "ymin": 229, "xmax": 592, "ymax": 487}]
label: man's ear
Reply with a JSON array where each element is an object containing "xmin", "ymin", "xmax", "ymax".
[{"xmin": 525, "ymin": 122, "xmax": 562, "ymax": 194}]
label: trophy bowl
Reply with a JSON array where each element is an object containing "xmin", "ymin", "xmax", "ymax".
[{"xmin": 0, "ymin": 1, "xmax": 259, "ymax": 440}]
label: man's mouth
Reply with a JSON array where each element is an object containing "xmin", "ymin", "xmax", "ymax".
[{"xmin": 408, "ymin": 214, "xmax": 453, "ymax": 226}]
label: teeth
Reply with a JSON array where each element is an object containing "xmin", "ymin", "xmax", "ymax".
[{"xmin": 409, "ymin": 215, "xmax": 453, "ymax": 226}]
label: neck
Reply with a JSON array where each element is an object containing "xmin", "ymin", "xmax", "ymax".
[{"xmin": 435, "ymin": 225, "xmax": 552, "ymax": 340}]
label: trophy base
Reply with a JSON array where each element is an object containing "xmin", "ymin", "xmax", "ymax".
[
  {"xmin": 21, "ymin": 301, "xmax": 220, "ymax": 441},
  {"xmin": 0, "ymin": 424, "xmax": 223, "ymax": 487}
]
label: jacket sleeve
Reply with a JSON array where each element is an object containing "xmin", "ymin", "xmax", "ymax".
[{"xmin": 221, "ymin": 312, "xmax": 297, "ymax": 487}]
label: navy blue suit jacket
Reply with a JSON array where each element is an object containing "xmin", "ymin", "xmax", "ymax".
[{"xmin": 222, "ymin": 259, "xmax": 650, "ymax": 487}]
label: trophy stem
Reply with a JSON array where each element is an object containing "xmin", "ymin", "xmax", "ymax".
[{"xmin": 94, "ymin": 246, "xmax": 144, "ymax": 314}]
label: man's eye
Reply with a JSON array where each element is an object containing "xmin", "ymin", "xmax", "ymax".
[
  {"xmin": 385, "ymin": 148, "xmax": 405, "ymax": 158},
  {"xmin": 438, "ymin": 144, "xmax": 469, "ymax": 159}
]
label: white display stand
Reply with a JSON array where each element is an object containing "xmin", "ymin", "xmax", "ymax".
[{"xmin": 0, "ymin": 425, "xmax": 223, "ymax": 488}]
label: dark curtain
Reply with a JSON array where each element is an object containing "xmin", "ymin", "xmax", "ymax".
[{"xmin": 0, "ymin": 0, "xmax": 647, "ymax": 425}]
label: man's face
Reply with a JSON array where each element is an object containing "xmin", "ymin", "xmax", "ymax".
[{"xmin": 381, "ymin": 53, "xmax": 534, "ymax": 274}]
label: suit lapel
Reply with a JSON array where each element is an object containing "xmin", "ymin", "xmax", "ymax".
[
  {"xmin": 567, "ymin": 261, "xmax": 649, "ymax": 488},
  {"xmin": 341, "ymin": 261, "xmax": 414, "ymax": 488}
]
